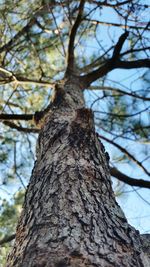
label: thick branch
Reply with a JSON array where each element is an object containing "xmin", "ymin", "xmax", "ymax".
[
  {"xmin": 0, "ymin": 234, "xmax": 16, "ymax": 246},
  {"xmin": 112, "ymin": 31, "xmax": 129, "ymax": 59},
  {"xmin": 66, "ymin": 0, "xmax": 85, "ymax": 75},
  {"xmin": 80, "ymin": 32, "xmax": 128, "ymax": 88},
  {"xmin": 0, "ymin": 114, "xmax": 33, "ymax": 121},
  {"xmin": 110, "ymin": 167, "xmax": 150, "ymax": 189},
  {"xmin": 79, "ymin": 46, "xmax": 113, "ymax": 73},
  {"xmin": 115, "ymin": 59, "xmax": 150, "ymax": 69},
  {"xmin": 80, "ymin": 58, "xmax": 150, "ymax": 88},
  {"xmin": 80, "ymin": 60, "xmax": 114, "ymax": 88},
  {"xmin": 79, "ymin": 25, "xmax": 150, "ymax": 89}
]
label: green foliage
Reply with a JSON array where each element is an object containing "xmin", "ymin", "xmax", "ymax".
[
  {"xmin": 0, "ymin": 190, "xmax": 24, "ymax": 266},
  {"xmin": 0, "ymin": 152, "xmax": 8, "ymax": 163},
  {"xmin": 0, "ymin": 190, "xmax": 24, "ymax": 235}
]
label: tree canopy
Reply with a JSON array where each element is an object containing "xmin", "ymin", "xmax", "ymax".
[{"xmin": 0, "ymin": 0, "xmax": 150, "ymax": 265}]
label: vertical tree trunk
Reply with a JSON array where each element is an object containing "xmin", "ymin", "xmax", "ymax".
[{"xmin": 7, "ymin": 80, "xmax": 147, "ymax": 267}]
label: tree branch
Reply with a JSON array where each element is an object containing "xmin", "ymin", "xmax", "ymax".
[
  {"xmin": 80, "ymin": 57, "xmax": 150, "ymax": 89},
  {"xmin": 89, "ymin": 86, "xmax": 150, "ymax": 101},
  {"xmin": 79, "ymin": 46, "xmax": 113, "ymax": 73},
  {"xmin": 98, "ymin": 134, "xmax": 150, "ymax": 176},
  {"xmin": 80, "ymin": 60, "xmax": 114, "ymax": 88},
  {"xmin": 3, "ymin": 121, "xmax": 39, "ymax": 133},
  {"xmin": 84, "ymin": 19, "xmax": 150, "ymax": 31},
  {"xmin": 0, "ymin": 67, "xmax": 55, "ymax": 87},
  {"xmin": 95, "ymin": 105, "xmax": 150, "ymax": 118},
  {"xmin": 120, "ymin": 46, "xmax": 150, "ymax": 57},
  {"xmin": 0, "ymin": 234, "xmax": 15, "ymax": 246},
  {"xmin": 0, "ymin": 4, "xmax": 56, "ymax": 54},
  {"xmin": 66, "ymin": 0, "xmax": 85, "ymax": 75},
  {"xmin": 0, "ymin": 18, "xmax": 36, "ymax": 54},
  {"xmin": 112, "ymin": 31, "xmax": 129, "ymax": 59},
  {"xmin": 80, "ymin": 32, "xmax": 128, "ymax": 88},
  {"xmin": 110, "ymin": 167, "xmax": 150, "ymax": 189},
  {"xmin": 0, "ymin": 114, "xmax": 33, "ymax": 121},
  {"xmin": 115, "ymin": 59, "xmax": 150, "ymax": 69},
  {"xmin": 93, "ymin": 0, "xmax": 149, "ymax": 8},
  {"xmin": 12, "ymin": 76, "xmax": 54, "ymax": 87}
]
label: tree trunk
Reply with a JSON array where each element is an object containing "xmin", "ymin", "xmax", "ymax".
[{"xmin": 6, "ymin": 80, "xmax": 148, "ymax": 267}]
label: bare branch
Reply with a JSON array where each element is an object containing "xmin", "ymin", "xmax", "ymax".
[
  {"xmin": 0, "ymin": 67, "xmax": 55, "ymax": 87},
  {"xmin": 0, "ymin": 114, "xmax": 33, "ymax": 121},
  {"xmin": 84, "ymin": 19, "xmax": 150, "ymax": 31},
  {"xmin": 115, "ymin": 59, "xmax": 150, "ymax": 69},
  {"xmin": 110, "ymin": 167, "xmax": 150, "ymax": 189},
  {"xmin": 95, "ymin": 105, "xmax": 150, "ymax": 118},
  {"xmin": 79, "ymin": 47, "xmax": 113, "ymax": 73},
  {"xmin": 112, "ymin": 31, "xmax": 129, "ymax": 59},
  {"xmin": 12, "ymin": 77, "xmax": 54, "ymax": 87},
  {"xmin": 3, "ymin": 121, "xmax": 39, "ymax": 133},
  {"xmin": 89, "ymin": 86, "xmax": 150, "ymax": 101},
  {"xmin": 80, "ymin": 57, "xmax": 150, "ymax": 89},
  {"xmin": 0, "ymin": 234, "xmax": 15, "ymax": 246},
  {"xmin": 98, "ymin": 134, "xmax": 150, "ymax": 176},
  {"xmin": 66, "ymin": 0, "xmax": 85, "ymax": 75},
  {"xmin": 80, "ymin": 32, "xmax": 128, "ymax": 88},
  {"xmin": 120, "ymin": 46, "xmax": 150, "ymax": 57},
  {"xmin": 80, "ymin": 60, "xmax": 114, "ymax": 88},
  {"xmin": 93, "ymin": 0, "xmax": 146, "ymax": 8}
]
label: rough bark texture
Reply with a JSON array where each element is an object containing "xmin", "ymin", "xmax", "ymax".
[{"xmin": 7, "ymin": 80, "xmax": 149, "ymax": 267}]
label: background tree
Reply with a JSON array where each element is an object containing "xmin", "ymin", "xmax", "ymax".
[{"xmin": 0, "ymin": 0, "xmax": 150, "ymax": 266}]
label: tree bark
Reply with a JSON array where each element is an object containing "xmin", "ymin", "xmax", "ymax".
[{"xmin": 6, "ymin": 80, "xmax": 149, "ymax": 267}]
